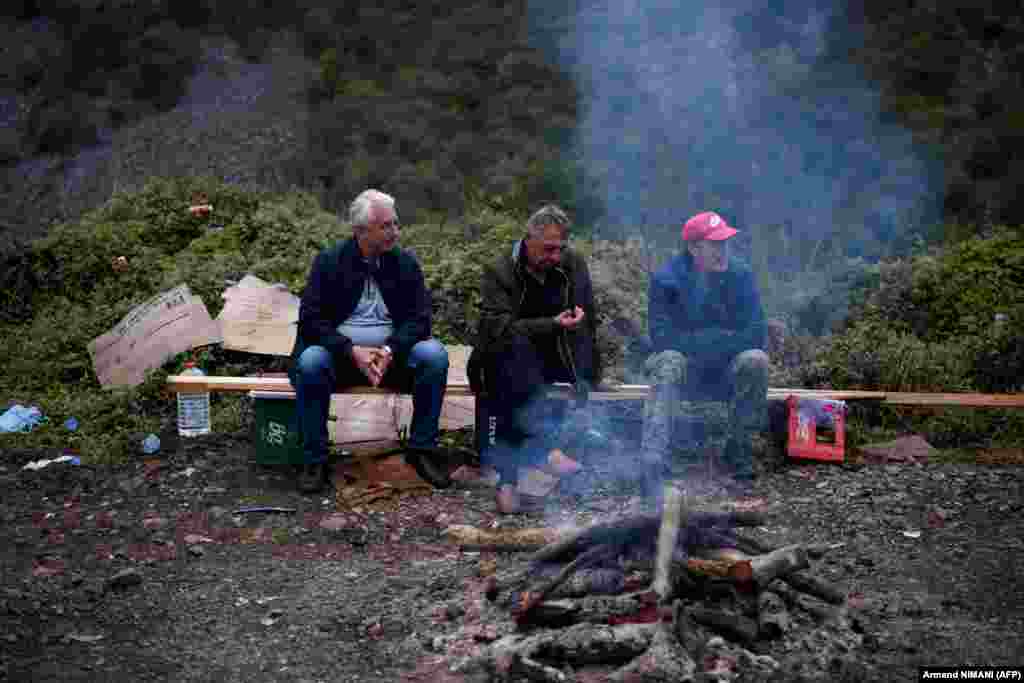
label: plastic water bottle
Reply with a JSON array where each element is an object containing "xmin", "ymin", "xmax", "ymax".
[
  {"xmin": 177, "ymin": 362, "xmax": 211, "ymax": 437},
  {"xmin": 141, "ymin": 433, "xmax": 161, "ymax": 455}
]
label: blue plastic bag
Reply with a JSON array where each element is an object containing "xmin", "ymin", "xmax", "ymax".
[{"xmin": 0, "ymin": 405, "xmax": 45, "ymax": 433}]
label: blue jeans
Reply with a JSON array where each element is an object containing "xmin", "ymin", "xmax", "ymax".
[{"xmin": 289, "ymin": 340, "xmax": 449, "ymax": 464}]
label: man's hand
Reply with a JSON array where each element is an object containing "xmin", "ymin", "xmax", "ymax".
[
  {"xmin": 370, "ymin": 346, "xmax": 393, "ymax": 385},
  {"xmin": 555, "ymin": 305, "xmax": 585, "ymax": 330},
  {"xmin": 352, "ymin": 345, "xmax": 386, "ymax": 386}
]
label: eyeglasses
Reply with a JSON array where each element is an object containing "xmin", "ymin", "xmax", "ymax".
[{"xmin": 371, "ymin": 219, "xmax": 400, "ymax": 234}]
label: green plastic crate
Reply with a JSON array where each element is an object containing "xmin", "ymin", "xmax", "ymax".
[{"xmin": 250, "ymin": 391, "xmax": 305, "ymax": 465}]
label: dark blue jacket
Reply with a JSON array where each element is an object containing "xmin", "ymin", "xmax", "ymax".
[
  {"xmin": 648, "ymin": 253, "xmax": 766, "ymax": 373},
  {"xmin": 291, "ymin": 238, "xmax": 432, "ymax": 362}
]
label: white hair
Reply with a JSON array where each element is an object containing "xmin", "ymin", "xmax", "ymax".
[
  {"xmin": 349, "ymin": 189, "xmax": 396, "ymax": 231},
  {"xmin": 526, "ymin": 204, "xmax": 571, "ymax": 239}
]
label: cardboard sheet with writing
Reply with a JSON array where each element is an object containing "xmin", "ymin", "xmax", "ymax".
[
  {"xmin": 218, "ymin": 275, "xmax": 300, "ymax": 356},
  {"xmin": 328, "ymin": 345, "xmax": 475, "ymax": 444},
  {"xmin": 88, "ymin": 285, "xmax": 222, "ymax": 387}
]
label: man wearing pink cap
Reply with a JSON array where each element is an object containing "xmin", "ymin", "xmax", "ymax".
[{"xmin": 640, "ymin": 211, "xmax": 769, "ymax": 497}]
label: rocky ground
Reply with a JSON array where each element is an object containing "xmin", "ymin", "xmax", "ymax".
[{"xmin": 1, "ymin": 423, "xmax": 1022, "ymax": 682}]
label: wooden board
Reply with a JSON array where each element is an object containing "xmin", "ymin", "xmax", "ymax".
[{"xmin": 164, "ymin": 375, "xmax": 1024, "ymax": 407}]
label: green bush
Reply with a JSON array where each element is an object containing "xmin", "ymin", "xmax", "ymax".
[
  {"xmin": 813, "ymin": 227, "xmax": 1024, "ymax": 449},
  {"xmin": 908, "ymin": 229, "xmax": 1024, "ymax": 342},
  {"xmin": 826, "ymin": 228, "xmax": 1024, "ymax": 394}
]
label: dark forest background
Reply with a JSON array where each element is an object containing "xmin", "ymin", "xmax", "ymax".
[{"xmin": 2, "ymin": 0, "xmax": 1023, "ymax": 239}]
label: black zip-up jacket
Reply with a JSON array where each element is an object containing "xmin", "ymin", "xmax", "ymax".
[
  {"xmin": 472, "ymin": 240, "xmax": 601, "ymax": 390},
  {"xmin": 290, "ymin": 238, "xmax": 432, "ymax": 363}
]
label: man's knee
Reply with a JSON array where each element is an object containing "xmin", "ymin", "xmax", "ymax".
[
  {"xmin": 645, "ymin": 350, "xmax": 687, "ymax": 385},
  {"xmin": 733, "ymin": 349, "xmax": 769, "ymax": 379},
  {"xmin": 731, "ymin": 349, "xmax": 769, "ymax": 402},
  {"xmin": 294, "ymin": 345, "xmax": 334, "ymax": 384},
  {"xmin": 410, "ymin": 338, "xmax": 449, "ymax": 377}
]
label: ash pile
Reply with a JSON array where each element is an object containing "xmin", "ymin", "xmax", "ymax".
[{"xmin": 445, "ymin": 496, "xmax": 870, "ymax": 682}]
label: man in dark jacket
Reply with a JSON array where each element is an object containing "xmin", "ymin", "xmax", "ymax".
[
  {"xmin": 641, "ymin": 211, "xmax": 769, "ymax": 497},
  {"xmin": 289, "ymin": 189, "xmax": 449, "ymax": 493},
  {"xmin": 471, "ymin": 205, "xmax": 602, "ymax": 514}
]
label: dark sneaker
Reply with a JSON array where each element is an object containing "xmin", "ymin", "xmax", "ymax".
[
  {"xmin": 405, "ymin": 447, "xmax": 452, "ymax": 489},
  {"xmin": 298, "ymin": 463, "xmax": 326, "ymax": 494}
]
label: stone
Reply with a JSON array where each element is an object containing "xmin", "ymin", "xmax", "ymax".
[
  {"xmin": 859, "ymin": 435, "xmax": 935, "ymax": 465},
  {"xmin": 106, "ymin": 569, "xmax": 142, "ymax": 591}
]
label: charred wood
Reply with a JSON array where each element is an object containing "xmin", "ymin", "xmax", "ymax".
[
  {"xmin": 515, "ymin": 544, "xmax": 621, "ymax": 623},
  {"xmin": 749, "ymin": 544, "xmax": 809, "ymax": 587},
  {"xmin": 781, "ymin": 570, "xmax": 846, "ymax": 606},
  {"xmin": 672, "ymin": 600, "xmax": 714, "ymax": 661},
  {"xmin": 764, "ymin": 579, "xmax": 840, "ymax": 622},
  {"xmin": 736, "ymin": 536, "xmax": 846, "ymax": 604},
  {"xmin": 506, "ymin": 655, "xmax": 569, "ymax": 682},
  {"xmin": 468, "ymin": 622, "xmax": 658, "ymax": 671},
  {"xmin": 529, "ymin": 511, "xmax": 765, "ymax": 566},
  {"xmin": 757, "ymin": 589, "xmax": 791, "ymax": 639},
  {"xmin": 687, "ymin": 607, "xmax": 760, "ymax": 645},
  {"xmin": 548, "ymin": 567, "xmax": 625, "ymax": 599},
  {"xmin": 525, "ymin": 593, "xmax": 661, "ymax": 628},
  {"xmin": 608, "ymin": 622, "xmax": 698, "ymax": 682}
]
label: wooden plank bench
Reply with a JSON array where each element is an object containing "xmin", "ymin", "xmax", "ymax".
[{"xmin": 165, "ymin": 375, "xmax": 1024, "ymax": 407}]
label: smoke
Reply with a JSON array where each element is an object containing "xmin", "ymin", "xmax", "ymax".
[{"xmin": 528, "ymin": 0, "xmax": 942, "ymax": 262}]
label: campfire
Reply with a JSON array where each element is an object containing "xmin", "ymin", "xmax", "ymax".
[{"xmin": 442, "ymin": 490, "xmax": 863, "ymax": 681}]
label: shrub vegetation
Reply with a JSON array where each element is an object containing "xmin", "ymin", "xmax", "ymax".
[{"xmin": 1, "ymin": 178, "xmax": 1020, "ymax": 462}]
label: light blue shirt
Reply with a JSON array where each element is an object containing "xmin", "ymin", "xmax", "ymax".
[{"xmin": 337, "ymin": 276, "xmax": 393, "ymax": 347}]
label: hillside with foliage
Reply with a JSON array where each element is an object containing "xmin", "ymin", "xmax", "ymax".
[
  {"xmin": 0, "ymin": 178, "xmax": 1021, "ymax": 463},
  {"xmin": 1, "ymin": 3, "xmax": 1023, "ymax": 460},
  {"xmin": 4, "ymin": 1, "xmax": 1024, "ymax": 236}
]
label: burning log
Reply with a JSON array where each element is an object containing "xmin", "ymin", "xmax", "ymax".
[
  {"xmin": 529, "ymin": 510, "xmax": 766, "ymax": 566},
  {"xmin": 493, "ymin": 510, "xmax": 764, "ymax": 613},
  {"xmin": 442, "ymin": 524, "xmax": 561, "ymax": 551},
  {"xmin": 685, "ymin": 557, "xmax": 754, "ymax": 583},
  {"xmin": 515, "ymin": 544, "xmax": 620, "ymax": 623}
]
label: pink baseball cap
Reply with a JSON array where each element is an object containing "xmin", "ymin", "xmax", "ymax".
[{"xmin": 682, "ymin": 211, "xmax": 738, "ymax": 241}]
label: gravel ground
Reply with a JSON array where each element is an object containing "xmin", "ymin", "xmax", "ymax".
[{"xmin": 1, "ymin": 430, "xmax": 1022, "ymax": 682}]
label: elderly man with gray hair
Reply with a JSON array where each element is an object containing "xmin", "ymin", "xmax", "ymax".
[
  {"xmin": 469, "ymin": 204, "xmax": 602, "ymax": 514},
  {"xmin": 289, "ymin": 189, "xmax": 449, "ymax": 493}
]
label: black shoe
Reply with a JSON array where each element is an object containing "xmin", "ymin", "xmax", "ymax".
[
  {"xmin": 298, "ymin": 462, "xmax": 326, "ymax": 494},
  {"xmin": 405, "ymin": 447, "xmax": 452, "ymax": 489}
]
